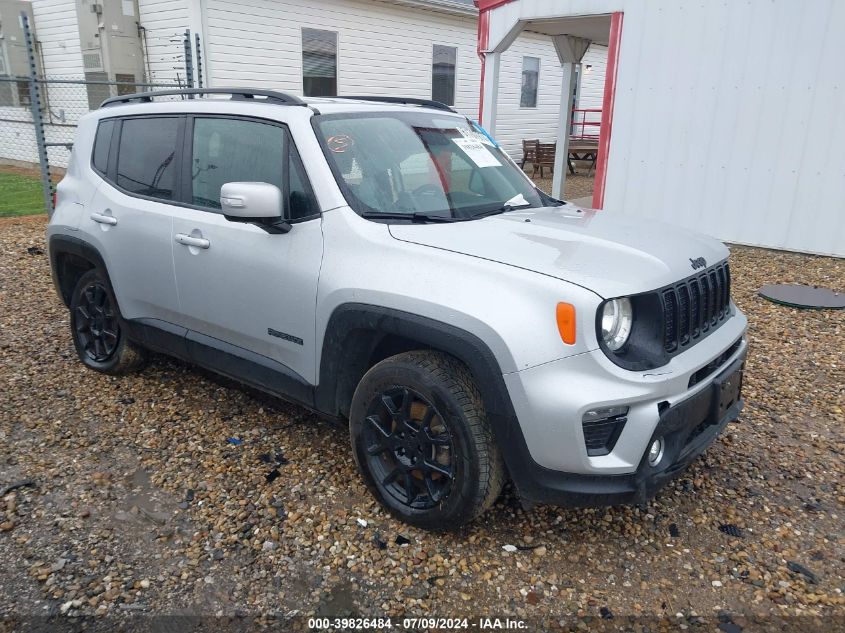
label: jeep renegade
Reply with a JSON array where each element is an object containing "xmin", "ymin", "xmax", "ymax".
[{"xmin": 47, "ymin": 89, "xmax": 747, "ymax": 529}]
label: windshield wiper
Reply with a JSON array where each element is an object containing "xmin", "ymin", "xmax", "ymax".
[
  {"xmin": 471, "ymin": 202, "xmax": 534, "ymax": 220},
  {"xmin": 469, "ymin": 193, "xmax": 534, "ymax": 220},
  {"xmin": 360, "ymin": 212, "xmax": 459, "ymax": 223}
]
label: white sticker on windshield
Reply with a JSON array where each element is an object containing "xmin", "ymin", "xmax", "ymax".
[
  {"xmin": 457, "ymin": 125, "xmax": 495, "ymax": 147},
  {"xmin": 453, "ymin": 138, "xmax": 501, "ymax": 168}
]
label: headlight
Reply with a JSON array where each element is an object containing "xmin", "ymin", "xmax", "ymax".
[{"xmin": 600, "ymin": 298, "xmax": 633, "ymax": 351}]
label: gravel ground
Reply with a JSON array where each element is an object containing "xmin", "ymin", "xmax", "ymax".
[
  {"xmin": 1, "ymin": 214, "xmax": 844, "ymax": 632},
  {"xmin": 530, "ymin": 167, "xmax": 595, "ymax": 201}
]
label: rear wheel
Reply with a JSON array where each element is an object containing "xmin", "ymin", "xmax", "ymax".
[
  {"xmin": 350, "ymin": 351, "xmax": 504, "ymax": 530},
  {"xmin": 69, "ymin": 269, "xmax": 146, "ymax": 375}
]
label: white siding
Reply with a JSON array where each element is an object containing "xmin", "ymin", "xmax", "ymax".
[
  {"xmin": 137, "ymin": 0, "xmax": 190, "ymax": 83},
  {"xmin": 577, "ymin": 44, "xmax": 606, "ymax": 109},
  {"xmin": 0, "ymin": 121, "xmax": 38, "ymax": 163},
  {"xmin": 203, "ymin": 0, "xmax": 479, "ymax": 108},
  {"xmin": 492, "ymin": 33, "xmax": 563, "ymax": 155},
  {"xmin": 29, "ymin": 0, "xmax": 188, "ymax": 83},
  {"xmin": 0, "ymin": 1, "xmax": 85, "ymax": 167},
  {"xmin": 486, "ymin": 0, "xmax": 845, "ymax": 257},
  {"xmin": 5, "ymin": 0, "xmax": 569, "ymax": 170},
  {"xmin": 571, "ymin": 44, "xmax": 606, "ymax": 140},
  {"xmin": 200, "ymin": 0, "xmax": 562, "ymax": 156},
  {"xmin": 31, "ymin": 0, "xmax": 85, "ymax": 77}
]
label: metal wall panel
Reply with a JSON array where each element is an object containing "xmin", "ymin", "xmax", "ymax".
[{"xmin": 488, "ymin": 0, "xmax": 845, "ymax": 256}]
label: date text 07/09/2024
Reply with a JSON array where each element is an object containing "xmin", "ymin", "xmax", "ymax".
[{"xmin": 307, "ymin": 617, "xmax": 527, "ymax": 630}]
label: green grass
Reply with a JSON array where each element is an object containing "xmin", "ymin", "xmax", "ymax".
[{"xmin": 0, "ymin": 171, "xmax": 48, "ymax": 217}]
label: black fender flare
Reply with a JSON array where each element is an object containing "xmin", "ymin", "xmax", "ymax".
[
  {"xmin": 48, "ymin": 233, "xmax": 110, "ymax": 307},
  {"xmin": 316, "ymin": 303, "xmax": 542, "ymax": 495}
]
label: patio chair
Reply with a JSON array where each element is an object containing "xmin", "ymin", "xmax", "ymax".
[
  {"xmin": 533, "ymin": 142, "xmax": 556, "ymax": 178},
  {"xmin": 520, "ymin": 139, "xmax": 539, "ymax": 170}
]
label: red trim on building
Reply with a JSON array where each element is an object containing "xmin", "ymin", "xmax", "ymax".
[
  {"xmin": 474, "ymin": 0, "xmax": 516, "ymax": 11},
  {"xmin": 592, "ymin": 11, "xmax": 623, "ymax": 210},
  {"xmin": 474, "ymin": 0, "xmax": 516, "ymax": 121},
  {"xmin": 476, "ymin": 7, "xmax": 489, "ymax": 120}
]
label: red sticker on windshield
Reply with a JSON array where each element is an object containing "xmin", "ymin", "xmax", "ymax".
[{"xmin": 327, "ymin": 135, "xmax": 354, "ymax": 153}]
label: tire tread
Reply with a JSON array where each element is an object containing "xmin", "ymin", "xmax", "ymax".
[{"xmin": 353, "ymin": 350, "xmax": 505, "ymax": 528}]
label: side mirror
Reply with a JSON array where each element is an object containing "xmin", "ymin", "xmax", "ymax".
[{"xmin": 220, "ymin": 182, "xmax": 290, "ymax": 234}]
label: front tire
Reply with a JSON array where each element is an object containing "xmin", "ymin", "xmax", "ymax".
[
  {"xmin": 69, "ymin": 269, "xmax": 146, "ymax": 375},
  {"xmin": 350, "ymin": 351, "xmax": 504, "ymax": 530}
]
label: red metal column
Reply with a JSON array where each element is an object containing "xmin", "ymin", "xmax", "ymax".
[
  {"xmin": 474, "ymin": 0, "xmax": 517, "ymax": 121},
  {"xmin": 592, "ymin": 11, "xmax": 624, "ymax": 209}
]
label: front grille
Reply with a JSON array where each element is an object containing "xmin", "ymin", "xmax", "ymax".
[{"xmin": 663, "ymin": 262, "xmax": 731, "ymax": 354}]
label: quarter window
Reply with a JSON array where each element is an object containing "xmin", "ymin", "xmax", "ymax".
[
  {"xmin": 431, "ymin": 45, "xmax": 457, "ymax": 106},
  {"xmin": 520, "ymin": 56, "xmax": 540, "ymax": 108},
  {"xmin": 116, "ymin": 117, "xmax": 179, "ymax": 200},
  {"xmin": 191, "ymin": 117, "xmax": 285, "ymax": 210},
  {"xmin": 302, "ymin": 28, "xmax": 337, "ymax": 97},
  {"xmin": 92, "ymin": 119, "xmax": 114, "ymax": 175}
]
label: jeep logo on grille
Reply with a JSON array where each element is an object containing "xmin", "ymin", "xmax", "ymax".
[{"xmin": 689, "ymin": 256, "xmax": 707, "ymax": 270}]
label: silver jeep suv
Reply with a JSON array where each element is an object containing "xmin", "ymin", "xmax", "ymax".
[{"xmin": 47, "ymin": 88, "xmax": 747, "ymax": 529}]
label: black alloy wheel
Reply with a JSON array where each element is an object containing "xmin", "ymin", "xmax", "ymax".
[
  {"xmin": 74, "ymin": 282, "xmax": 119, "ymax": 362},
  {"xmin": 362, "ymin": 386, "xmax": 455, "ymax": 509},
  {"xmin": 350, "ymin": 351, "xmax": 504, "ymax": 530},
  {"xmin": 69, "ymin": 269, "xmax": 146, "ymax": 375}
]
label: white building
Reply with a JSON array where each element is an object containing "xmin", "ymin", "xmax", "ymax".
[
  {"xmin": 2, "ymin": 0, "xmax": 607, "ymax": 166},
  {"xmin": 478, "ymin": 0, "xmax": 845, "ymax": 257}
]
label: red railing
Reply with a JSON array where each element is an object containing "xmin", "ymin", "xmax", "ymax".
[{"xmin": 570, "ymin": 108, "xmax": 602, "ymax": 141}]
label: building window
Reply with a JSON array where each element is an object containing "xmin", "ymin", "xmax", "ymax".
[
  {"xmin": 302, "ymin": 28, "xmax": 337, "ymax": 97},
  {"xmin": 431, "ymin": 45, "xmax": 456, "ymax": 106},
  {"xmin": 520, "ymin": 56, "xmax": 539, "ymax": 108}
]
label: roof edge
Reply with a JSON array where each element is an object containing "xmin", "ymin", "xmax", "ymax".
[{"xmin": 383, "ymin": 0, "xmax": 478, "ymax": 17}]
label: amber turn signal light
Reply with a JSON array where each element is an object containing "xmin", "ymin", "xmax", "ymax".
[{"xmin": 556, "ymin": 302, "xmax": 576, "ymax": 345}]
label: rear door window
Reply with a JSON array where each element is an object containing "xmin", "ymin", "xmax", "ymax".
[{"xmin": 115, "ymin": 117, "xmax": 180, "ymax": 200}]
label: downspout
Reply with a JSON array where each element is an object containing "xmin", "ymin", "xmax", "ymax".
[
  {"xmin": 138, "ymin": 24, "xmax": 153, "ymax": 83},
  {"xmin": 474, "ymin": 1, "xmax": 489, "ymax": 121}
]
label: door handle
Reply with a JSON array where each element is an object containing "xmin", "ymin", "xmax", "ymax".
[
  {"xmin": 90, "ymin": 212, "xmax": 117, "ymax": 225},
  {"xmin": 174, "ymin": 233, "xmax": 210, "ymax": 249}
]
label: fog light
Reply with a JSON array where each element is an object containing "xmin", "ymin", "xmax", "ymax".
[{"xmin": 648, "ymin": 438, "xmax": 665, "ymax": 466}]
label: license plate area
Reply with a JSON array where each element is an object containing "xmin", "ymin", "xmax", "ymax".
[{"xmin": 713, "ymin": 364, "xmax": 743, "ymax": 419}]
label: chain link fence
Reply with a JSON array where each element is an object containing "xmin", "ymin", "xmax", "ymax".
[
  {"xmin": 0, "ymin": 13, "xmax": 202, "ymax": 215},
  {"xmin": 0, "ymin": 77, "xmax": 185, "ymax": 158}
]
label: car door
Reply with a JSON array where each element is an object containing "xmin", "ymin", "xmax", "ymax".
[
  {"xmin": 84, "ymin": 115, "xmax": 182, "ymax": 326},
  {"xmin": 170, "ymin": 114, "xmax": 323, "ymax": 388}
]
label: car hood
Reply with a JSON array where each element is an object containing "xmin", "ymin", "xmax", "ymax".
[{"xmin": 388, "ymin": 205, "xmax": 730, "ymax": 298}]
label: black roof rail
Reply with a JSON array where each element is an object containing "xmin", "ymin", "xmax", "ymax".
[
  {"xmin": 100, "ymin": 88, "xmax": 306, "ymax": 108},
  {"xmin": 332, "ymin": 95, "xmax": 458, "ymax": 113}
]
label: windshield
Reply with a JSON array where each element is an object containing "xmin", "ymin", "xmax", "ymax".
[{"xmin": 313, "ymin": 111, "xmax": 559, "ymax": 220}]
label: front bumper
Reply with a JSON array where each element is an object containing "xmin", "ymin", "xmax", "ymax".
[
  {"xmin": 500, "ymin": 309, "xmax": 748, "ymax": 506},
  {"xmin": 513, "ymin": 354, "xmax": 744, "ymax": 507}
]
